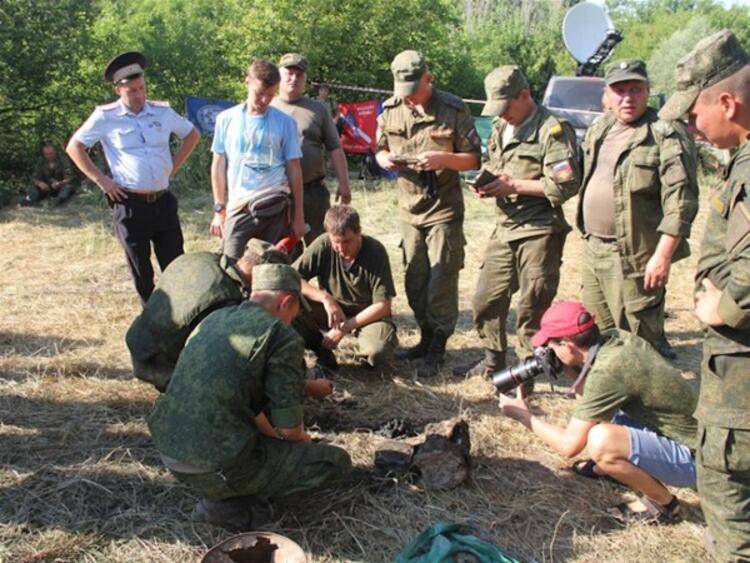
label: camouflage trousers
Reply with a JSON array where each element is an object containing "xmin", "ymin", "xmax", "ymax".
[
  {"xmin": 26, "ymin": 184, "xmax": 74, "ymax": 205},
  {"xmin": 294, "ymin": 301, "xmax": 398, "ymax": 367},
  {"xmin": 582, "ymin": 236, "xmax": 665, "ymax": 349},
  {"xmin": 171, "ymin": 436, "xmax": 351, "ymax": 502},
  {"xmin": 697, "ymin": 352, "xmax": 750, "ymax": 563},
  {"xmin": 473, "ymin": 229, "xmax": 565, "ymax": 359},
  {"xmin": 400, "ymin": 220, "xmax": 465, "ymax": 339}
]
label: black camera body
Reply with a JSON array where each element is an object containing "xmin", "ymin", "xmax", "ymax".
[{"xmin": 492, "ymin": 347, "xmax": 561, "ymax": 394}]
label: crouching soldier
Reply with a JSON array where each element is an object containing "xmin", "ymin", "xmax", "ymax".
[
  {"xmin": 126, "ymin": 239, "xmax": 288, "ymax": 391},
  {"xmin": 148, "ymin": 264, "xmax": 351, "ymax": 531},
  {"xmin": 294, "ymin": 205, "xmax": 398, "ymax": 372}
]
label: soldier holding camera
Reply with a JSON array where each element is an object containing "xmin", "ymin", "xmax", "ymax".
[{"xmin": 498, "ymin": 301, "xmax": 698, "ymax": 524}]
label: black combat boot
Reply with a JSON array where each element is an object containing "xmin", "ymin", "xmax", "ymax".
[
  {"xmin": 416, "ymin": 333, "xmax": 449, "ymax": 378},
  {"xmin": 314, "ymin": 346, "xmax": 339, "ymax": 374},
  {"xmin": 395, "ymin": 326, "xmax": 433, "ymax": 361},
  {"xmin": 452, "ymin": 349, "xmax": 505, "ymax": 377},
  {"xmin": 655, "ymin": 336, "xmax": 677, "ymax": 360},
  {"xmin": 192, "ymin": 495, "xmax": 272, "ymax": 532}
]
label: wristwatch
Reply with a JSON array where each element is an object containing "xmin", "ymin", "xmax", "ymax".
[{"xmin": 213, "ymin": 202, "xmax": 226, "ymax": 213}]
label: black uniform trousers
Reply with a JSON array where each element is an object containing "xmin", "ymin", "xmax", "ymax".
[{"xmin": 112, "ymin": 191, "xmax": 184, "ymax": 304}]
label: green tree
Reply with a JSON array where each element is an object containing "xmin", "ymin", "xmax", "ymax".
[
  {"xmin": 647, "ymin": 15, "xmax": 717, "ymax": 97},
  {"xmin": 0, "ymin": 0, "xmax": 98, "ymax": 180},
  {"xmin": 467, "ymin": 0, "xmax": 573, "ymax": 97}
]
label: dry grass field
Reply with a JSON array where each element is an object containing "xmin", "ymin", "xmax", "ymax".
[{"xmin": 0, "ymin": 176, "xmax": 711, "ymax": 563}]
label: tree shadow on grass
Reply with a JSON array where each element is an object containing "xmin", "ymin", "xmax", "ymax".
[
  {"xmin": 0, "ymin": 395, "xmax": 158, "ymax": 471},
  {"xmin": 0, "ymin": 331, "xmax": 104, "ymax": 358},
  {"xmin": 0, "ymin": 360, "xmax": 134, "ymax": 383}
]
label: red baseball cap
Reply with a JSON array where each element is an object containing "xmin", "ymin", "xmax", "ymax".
[{"xmin": 532, "ymin": 301, "xmax": 596, "ymax": 347}]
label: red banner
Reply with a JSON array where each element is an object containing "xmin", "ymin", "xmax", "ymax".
[{"xmin": 338, "ymin": 100, "xmax": 380, "ymax": 154}]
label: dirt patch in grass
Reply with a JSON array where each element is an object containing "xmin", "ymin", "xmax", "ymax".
[{"xmin": 0, "ymin": 180, "xmax": 710, "ymax": 562}]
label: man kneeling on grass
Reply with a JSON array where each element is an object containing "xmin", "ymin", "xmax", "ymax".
[
  {"xmin": 126, "ymin": 238, "xmax": 288, "ymax": 391},
  {"xmin": 294, "ymin": 205, "xmax": 398, "ymax": 372},
  {"xmin": 148, "ymin": 264, "xmax": 351, "ymax": 531},
  {"xmin": 499, "ymin": 301, "xmax": 697, "ymax": 524}
]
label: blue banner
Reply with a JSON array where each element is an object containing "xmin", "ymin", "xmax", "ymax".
[{"xmin": 184, "ymin": 96, "xmax": 235, "ymax": 135}]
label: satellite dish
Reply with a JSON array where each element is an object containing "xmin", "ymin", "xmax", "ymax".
[{"xmin": 563, "ymin": 2, "xmax": 616, "ymax": 64}]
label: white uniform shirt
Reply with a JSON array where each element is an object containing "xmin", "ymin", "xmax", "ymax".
[{"xmin": 73, "ymin": 100, "xmax": 195, "ymax": 191}]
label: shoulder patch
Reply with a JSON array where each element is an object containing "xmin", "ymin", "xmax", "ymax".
[
  {"xmin": 96, "ymin": 101, "xmax": 120, "ymax": 111},
  {"xmin": 711, "ymin": 189, "xmax": 728, "ymax": 216},
  {"xmin": 149, "ymin": 100, "xmax": 171, "ymax": 108}
]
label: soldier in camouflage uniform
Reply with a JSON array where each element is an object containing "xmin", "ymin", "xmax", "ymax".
[
  {"xmin": 148, "ymin": 264, "xmax": 351, "ymax": 531},
  {"xmin": 500, "ymin": 302, "xmax": 697, "ymax": 524},
  {"xmin": 126, "ymin": 239, "xmax": 288, "ymax": 391},
  {"xmin": 454, "ymin": 66, "xmax": 580, "ymax": 378},
  {"xmin": 294, "ymin": 205, "xmax": 398, "ymax": 370},
  {"xmin": 661, "ymin": 30, "xmax": 750, "ymax": 561},
  {"xmin": 375, "ymin": 50, "xmax": 481, "ymax": 377},
  {"xmin": 23, "ymin": 143, "xmax": 75, "ymax": 206},
  {"xmin": 578, "ymin": 59, "xmax": 699, "ymax": 360}
]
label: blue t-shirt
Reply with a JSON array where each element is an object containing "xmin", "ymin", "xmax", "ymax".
[{"xmin": 211, "ymin": 104, "xmax": 302, "ymax": 205}]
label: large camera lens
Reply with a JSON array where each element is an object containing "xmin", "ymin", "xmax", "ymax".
[{"xmin": 491, "ymin": 347, "xmax": 560, "ymax": 394}]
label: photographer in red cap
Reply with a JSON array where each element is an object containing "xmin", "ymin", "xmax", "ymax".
[{"xmin": 499, "ymin": 301, "xmax": 698, "ymax": 524}]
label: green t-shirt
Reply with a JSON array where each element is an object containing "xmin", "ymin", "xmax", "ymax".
[
  {"xmin": 271, "ymin": 95, "xmax": 341, "ymax": 184},
  {"xmin": 294, "ymin": 234, "xmax": 396, "ymax": 315},
  {"xmin": 147, "ymin": 301, "xmax": 305, "ymax": 470},
  {"xmin": 126, "ymin": 252, "xmax": 249, "ymax": 365},
  {"xmin": 573, "ymin": 329, "xmax": 698, "ymax": 449}
]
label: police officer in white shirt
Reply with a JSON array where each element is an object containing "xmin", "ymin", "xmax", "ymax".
[{"xmin": 67, "ymin": 52, "xmax": 201, "ymax": 304}]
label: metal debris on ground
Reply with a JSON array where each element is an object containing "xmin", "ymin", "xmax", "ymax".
[{"xmin": 372, "ymin": 417, "xmax": 472, "ymax": 490}]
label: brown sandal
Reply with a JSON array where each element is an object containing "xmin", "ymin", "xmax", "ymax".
[{"xmin": 607, "ymin": 495, "xmax": 681, "ymax": 525}]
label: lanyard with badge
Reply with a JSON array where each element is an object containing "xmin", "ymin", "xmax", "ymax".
[{"xmin": 237, "ymin": 106, "xmax": 274, "ymax": 189}]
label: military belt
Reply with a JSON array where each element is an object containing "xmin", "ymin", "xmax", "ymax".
[
  {"xmin": 124, "ymin": 189, "xmax": 167, "ymax": 203},
  {"xmin": 587, "ymin": 233, "xmax": 617, "ymax": 244}
]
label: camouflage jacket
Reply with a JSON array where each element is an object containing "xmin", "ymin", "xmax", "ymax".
[
  {"xmin": 577, "ymin": 108, "xmax": 699, "ymax": 277},
  {"xmin": 377, "ymin": 89, "xmax": 481, "ymax": 227},
  {"xmin": 126, "ymin": 252, "xmax": 249, "ymax": 365},
  {"xmin": 694, "ymin": 140, "xmax": 750, "ymax": 427},
  {"xmin": 485, "ymin": 105, "xmax": 581, "ymax": 241},
  {"xmin": 147, "ymin": 301, "xmax": 306, "ymax": 470},
  {"xmin": 574, "ymin": 329, "xmax": 698, "ymax": 449},
  {"xmin": 32, "ymin": 157, "xmax": 72, "ymax": 185}
]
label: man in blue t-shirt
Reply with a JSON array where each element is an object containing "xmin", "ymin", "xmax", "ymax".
[{"xmin": 210, "ymin": 59, "xmax": 304, "ymax": 260}]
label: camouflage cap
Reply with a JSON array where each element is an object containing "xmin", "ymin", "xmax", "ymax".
[
  {"xmin": 252, "ymin": 263, "xmax": 310, "ymax": 310},
  {"xmin": 660, "ymin": 29, "xmax": 750, "ymax": 120},
  {"xmin": 391, "ymin": 50, "xmax": 428, "ymax": 97},
  {"xmin": 279, "ymin": 53, "xmax": 308, "ymax": 72},
  {"xmin": 605, "ymin": 59, "xmax": 648, "ymax": 86},
  {"xmin": 243, "ymin": 238, "xmax": 290, "ymax": 266},
  {"xmin": 482, "ymin": 66, "xmax": 528, "ymax": 117}
]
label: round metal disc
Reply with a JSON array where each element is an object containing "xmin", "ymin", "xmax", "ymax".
[
  {"xmin": 202, "ymin": 531, "xmax": 307, "ymax": 563},
  {"xmin": 562, "ymin": 2, "xmax": 615, "ymax": 63}
]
